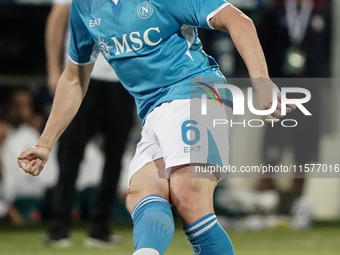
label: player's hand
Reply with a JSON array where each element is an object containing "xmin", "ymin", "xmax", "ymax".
[
  {"xmin": 252, "ymin": 78, "xmax": 296, "ymax": 120},
  {"xmin": 17, "ymin": 146, "xmax": 50, "ymax": 176}
]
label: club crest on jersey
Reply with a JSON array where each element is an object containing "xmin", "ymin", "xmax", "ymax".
[
  {"xmin": 192, "ymin": 244, "xmax": 201, "ymax": 254},
  {"xmin": 97, "ymin": 36, "xmax": 113, "ymax": 59},
  {"xmin": 137, "ymin": 1, "xmax": 153, "ymax": 19}
]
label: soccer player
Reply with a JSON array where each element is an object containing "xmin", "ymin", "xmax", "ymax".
[
  {"xmin": 44, "ymin": 0, "xmax": 134, "ymax": 247},
  {"xmin": 17, "ymin": 1, "xmax": 295, "ymax": 254}
]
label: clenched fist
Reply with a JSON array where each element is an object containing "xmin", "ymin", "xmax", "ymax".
[{"xmin": 17, "ymin": 145, "xmax": 50, "ymax": 176}]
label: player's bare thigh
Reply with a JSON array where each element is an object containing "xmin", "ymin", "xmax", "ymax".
[
  {"xmin": 126, "ymin": 158, "xmax": 170, "ymax": 214},
  {"xmin": 170, "ymin": 164, "xmax": 217, "ymax": 225}
]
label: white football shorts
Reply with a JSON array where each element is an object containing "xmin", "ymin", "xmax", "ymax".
[{"xmin": 128, "ymin": 98, "xmax": 233, "ymax": 186}]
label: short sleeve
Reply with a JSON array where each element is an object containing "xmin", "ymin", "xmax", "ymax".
[
  {"xmin": 68, "ymin": 1, "xmax": 99, "ymax": 65},
  {"xmin": 53, "ymin": 0, "xmax": 72, "ymax": 5},
  {"xmin": 161, "ymin": 0, "xmax": 230, "ymax": 29}
]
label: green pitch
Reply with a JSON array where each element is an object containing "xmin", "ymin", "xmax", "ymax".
[{"xmin": 0, "ymin": 223, "xmax": 340, "ymax": 255}]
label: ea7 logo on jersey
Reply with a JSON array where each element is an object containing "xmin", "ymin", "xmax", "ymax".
[
  {"xmin": 137, "ymin": 2, "xmax": 153, "ymax": 19},
  {"xmin": 111, "ymin": 27, "xmax": 162, "ymax": 55},
  {"xmin": 89, "ymin": 18, "xmax": 101, "ymax": 27}
]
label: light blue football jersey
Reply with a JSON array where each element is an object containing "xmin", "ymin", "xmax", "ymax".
[{"xmin": 68, "ymin": 0, "xmax": 233, "ymax": 121}]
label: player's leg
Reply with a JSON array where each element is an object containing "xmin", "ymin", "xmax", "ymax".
[
  {"xmin": 126, "ymin": 159, "xmax": 174, "ymax": 255},
  {"xmin": 170, "ymin": 164, "xmax": 234, "ymax": 255},
  {"xmin": 47, "ymin": 83, "xmax": 95, "ymax": 245},
  {"xmin": 145, "ymin": 98, "xmax": 233, "ymax": 254},
  {"xmin": 86, "ymin": 80, "xmax": 134, "ymax": 245},
  {"xmin": 257, "ymin": 123, "xmax": 284, "ymax": 191}
]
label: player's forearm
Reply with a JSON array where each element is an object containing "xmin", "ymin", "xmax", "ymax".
[
  {"xmin": 211, "ymin": 5, "xmax": 269, "ymax": 81},
  {"xmin": 228, "ymin": 20, "xmax": 269, "ymax": 80},
  {"xmin": 37, "ymin": 62, "xmax": 93, "ymax": 149},
  {"xmin": 37, "ymin": 76, "xmax": 83, "ymax": 148}
]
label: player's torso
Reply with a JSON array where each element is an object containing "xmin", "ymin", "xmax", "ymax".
[
  {"xmin": 73, "ymin": 0, "xmax": 225, "ymax": 120},
  {"xmin": 76, "ymin": 0, "xmax": 184, "ymax": 60}
]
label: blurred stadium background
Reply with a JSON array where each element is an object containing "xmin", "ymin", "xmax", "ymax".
[{"xmin": 1, "ymin": 0, "xmax": 340, "ymax": 254}]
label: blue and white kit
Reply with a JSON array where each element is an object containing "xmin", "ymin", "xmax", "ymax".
[{"xmin": 68, "ymin": 0, "xmax": 234, "ymax": 183}]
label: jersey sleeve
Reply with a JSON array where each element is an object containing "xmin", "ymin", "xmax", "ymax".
[
  {"xmin": 53, "ymin": 0, "xmax": 71, "ymax": 5},
  {"xmin": 68, "ymin": 1, "xmax": 99, "ymax": 65},
  {"xmin": 162, "ymin": 0, "xmax": 230, "ymax": 29}
]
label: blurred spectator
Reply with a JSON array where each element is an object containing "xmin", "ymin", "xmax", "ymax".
[
  {"xmin": 257, "ymin": 0, "xmax": 331, "ymax": 228},
  {"xmin": 0, "ymin": 88, "xmax": 47, "ymax": 132},
  {"xmin": 0, "ymin": 120, "xmax": 8, "ymax": 153},
  {"xmin": 1, "ymin": 88, "xmax": 34, "ymax": 128},
  {"xmin": 259, "ymin": 0, "xmax": 331, "ymax": 78},
  {"xmin": 44, "ymin": 0, "xmax": 134, "ymax": 248},
  {"xmin": 0, "ymin": 120, "xmax": 19, "ymax": 223},
  {"xmin": 0, "ymin": 89, "xmax": 55, "ymax": 224}
]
